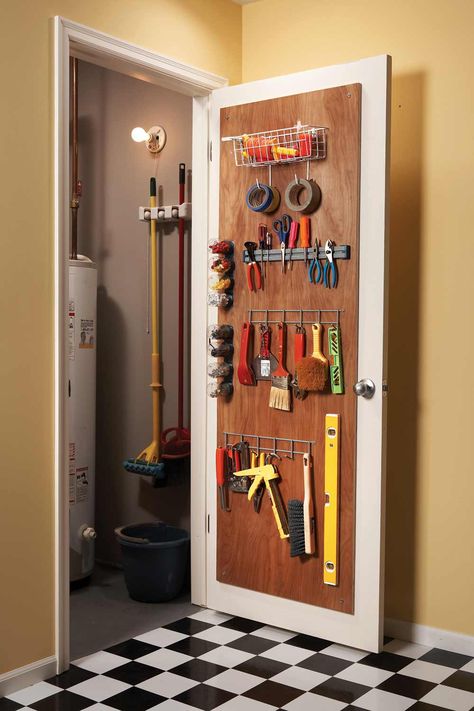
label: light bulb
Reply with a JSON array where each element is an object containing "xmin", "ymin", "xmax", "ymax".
[{"xmin": 131, "ymin": 126, "xmax": 150, "ymax": 143}]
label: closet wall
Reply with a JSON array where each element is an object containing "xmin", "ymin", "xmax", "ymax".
[{"xmin": 78, "ymin": 61, "xmax": 192, "ymax": 565}]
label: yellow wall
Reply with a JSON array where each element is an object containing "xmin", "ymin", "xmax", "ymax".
[
  {"xmin": 243, "ymin": 0, "xmax": 474, "ymax": 636},
  {"xmin": 0, "ymin": 0, "xmax": 241, "ymax": 675}
]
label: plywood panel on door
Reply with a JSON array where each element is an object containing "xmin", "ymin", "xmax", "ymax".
[{"xmin": 216, "ymin": 84, "xmax": 361, "ymax": 613}]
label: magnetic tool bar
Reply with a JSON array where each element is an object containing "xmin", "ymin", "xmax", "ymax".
[{"xmin": 242, "ymin": 245, "xmax": 350, "ymax": 263}]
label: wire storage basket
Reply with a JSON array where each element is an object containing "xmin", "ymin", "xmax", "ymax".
[{"xmin": 222, "ymin": 123, "xmax": 327, "ymax": 168}]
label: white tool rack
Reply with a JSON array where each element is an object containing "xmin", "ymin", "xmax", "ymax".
[
  {"xmin": 221, "ymin": 123, "xmax": 327, "ymax": 168},
  {"xmin": 138, "ymin": 203, "xmax": 192, "ymax": 222}
]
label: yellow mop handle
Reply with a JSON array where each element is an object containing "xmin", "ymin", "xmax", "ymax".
[{"xmin": 149, "ymin": 180, "xmax": 162, "ymax": 450}]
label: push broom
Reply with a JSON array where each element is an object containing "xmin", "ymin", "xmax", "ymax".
[{"xmin": 123, "ymin": 178, "xmax": 165, "ymax": 480}]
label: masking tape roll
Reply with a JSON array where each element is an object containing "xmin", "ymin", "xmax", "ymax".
[
  {"xmin": 246, "ymin": 183, "xmax": 274, "ymax": 213},
  {"xmin": 285, "ymin": 178, "xmax": 321, "ymax": 214}
]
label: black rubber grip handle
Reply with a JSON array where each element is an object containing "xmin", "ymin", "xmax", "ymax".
[
  {"xmin": 179, "ymin": 163, "xmax": 185, "ymax": 185},
  {"xmin": 150, "ymin": 177, "xmax": 157, "ymax": 196}
]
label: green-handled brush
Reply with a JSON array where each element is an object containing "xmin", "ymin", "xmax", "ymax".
[
  {"xmin": 269, "ymin": 322, "xmax": 291, "ymax": 412},
  {"xmin": 328, "ymin": 326, "xmax": 344, "ymax": 394},
  {"xmin": 288, "ymin": 454, "xmax": 315, "ymax": 557}
]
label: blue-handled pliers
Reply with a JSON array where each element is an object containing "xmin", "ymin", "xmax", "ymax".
[
  {"xmin": 323, "ymin": 240, "xmax": 337, "ymax": 288},
  {"xmin": 273, "ymin": 214, "xmax": 292, "ymax": 273},
  {"xmin": 308, "ymin": 240, "xmax": 322, "ymax": 284}
]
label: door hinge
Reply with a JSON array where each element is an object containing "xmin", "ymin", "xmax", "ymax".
[
  {"xmin": 209, "ymin": 141, "xmax": 212, "ymax": 162},
  {"xmin": 207, "ymin": 514, "xmax": 210, "ymax": 533}
]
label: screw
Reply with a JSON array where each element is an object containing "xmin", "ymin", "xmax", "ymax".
[{"xmin": 347, "ymin": 93, "xmax": 352, "ymax": 98}]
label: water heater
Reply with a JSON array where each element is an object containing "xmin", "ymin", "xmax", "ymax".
[{"xmin": 69, "ymin": 255, "xmax": 97, "ymax": 582}]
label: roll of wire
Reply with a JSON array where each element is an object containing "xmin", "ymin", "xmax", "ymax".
[
  {"xmin": 285, "ymin": 177, "xmax": 321, "ymax": 214},
  {"xmin": 246, "ymin": 182, "xmax": 280, "ymax": 214}
]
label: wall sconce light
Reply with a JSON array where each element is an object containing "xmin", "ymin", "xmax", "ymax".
[{"xmin": 131, "ymin": 125, "xmax": 167, "ymax": 153}]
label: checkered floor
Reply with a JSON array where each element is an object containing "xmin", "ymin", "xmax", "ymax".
[{"xmin": 4, "ymin": 610, "xmax": 474, "ymax": 711}]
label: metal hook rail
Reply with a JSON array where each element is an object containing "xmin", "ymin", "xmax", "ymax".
[
  {"xmin": 247, "ymin": 308, "xmax": 342, "ymax": 327},
  {"xmin": 223, "ymin": 432, "xmax": 315, "ymax": 458}
]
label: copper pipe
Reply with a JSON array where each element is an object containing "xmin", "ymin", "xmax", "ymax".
[{"xmin": 70, "ymin": 57, "xmax": 79, "ymax": 259}]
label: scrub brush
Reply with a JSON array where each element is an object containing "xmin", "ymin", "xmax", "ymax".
[
  {"xmin": 288, "ymin": 454, "xmax": 315, "ymax": 557},
  {"xmin": 295, "ymin": 323, "xmax": 328, "ymax": 391}
]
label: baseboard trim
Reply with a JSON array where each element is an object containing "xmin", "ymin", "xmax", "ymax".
[
  {"xmin": 0, "ymin": 656, "xmax": 57, "ymax": 697},
  {"xmin": 385, "ymin": 618, "xmax": 474, "ymax": 656}
]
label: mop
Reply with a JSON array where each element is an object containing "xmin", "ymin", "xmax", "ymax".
[{"xmin": 123, "ymin": 178, "xmax": 165, "ymax": 480}]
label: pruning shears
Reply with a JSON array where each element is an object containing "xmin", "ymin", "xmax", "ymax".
[{"xmin": 323, "ymin": 239, "xmax": 338, "ymax": 288}]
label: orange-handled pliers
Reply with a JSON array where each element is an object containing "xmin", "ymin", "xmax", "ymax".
[{"xmin": 244, "ymin": 241, "xmax": 262, "ymax": 291}]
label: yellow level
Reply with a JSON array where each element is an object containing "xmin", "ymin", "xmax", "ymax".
[{"xmin": 323, "ymin": 414, "xmax": 340, "ymax": 586}]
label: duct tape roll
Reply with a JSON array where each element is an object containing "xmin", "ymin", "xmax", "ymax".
[
  {"xmin": 285, "ymin": 178, "xmax": 321, "ymax": 214},
  {"xmin": 246, "ymin": 183, "xmax": 274, "ymax": 213},
  {"xmin": 266, "ymin": 186, "xmax": 281, "ymax": 214}
]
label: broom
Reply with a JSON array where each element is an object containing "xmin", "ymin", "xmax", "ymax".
[
  {"xmin": 269, "ymin": 322, "xmax": 291, "ymax": 411},
  {"xmin": 294, "ymin": 323, "xmax": 328, "ymax": 392}
]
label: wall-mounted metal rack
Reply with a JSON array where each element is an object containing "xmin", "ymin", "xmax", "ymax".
[
  {"xmin": 243, "ymin": 245, "xmax": 350, "ymax": 264},
  {"xmin": 223, "ymin": 432, "xmax": 315, "ymax": 458},
  {"xmin": 247, "ymin": 308, "xmax": 342, "ymax": 327}
]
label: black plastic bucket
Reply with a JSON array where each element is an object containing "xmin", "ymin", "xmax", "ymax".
[{"xmin": 115, "ymin": 522, "xmax": 190, "ymax": 602}]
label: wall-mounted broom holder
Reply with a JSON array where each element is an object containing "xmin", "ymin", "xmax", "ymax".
[
  {"xmin": 223, "ymin": 432, "xmax": 315, "ymax": 458},
  {"xmin": 138, "ymin": 203, "xmax": 192, "ymax": 222},
  {"xmin": 247, "ymin": 308, "xmax": 343, "ymax": 328},
  {"xmin": 243, "ymin": 245, "xmax": 350, "ymax": 265}
]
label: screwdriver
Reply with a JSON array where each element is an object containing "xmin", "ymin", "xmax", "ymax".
[
  {"xmin": 258, "ymin": 224, "xmax": 267, "ymax": 276},
  {"xmin": 288, "ymin": 220, "xmax": 299, "ymax": 270},
  {"xmin": 216, "ymin": 447, "xmax": 227, "ymax": 511},
  {"xmin": 265, "ymin": 230, "xmax": 272, "ymax": 274},
  {"xmin": 300, "ymin": 216, "xmax": 311, "ymax": 266}
]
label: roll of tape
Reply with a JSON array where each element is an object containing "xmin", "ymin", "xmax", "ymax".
[
  {"xmin": 284, "ymin": 178, "xmax": 321, "ymax": 214},
  {"xmin": 265, "ymin": 185, "xmax": 281, "ymax": 214},
  {"xmin": 246, "ymin": 183, "xmax": 274, "ymax": 213}
]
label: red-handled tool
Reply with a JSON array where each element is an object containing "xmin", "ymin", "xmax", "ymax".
[
  {"xmin": 216, "ymin": 447, "xmax": 227, "ymax": 511},
  {"xmin": 237, "ymin": 322, "xmax": 256, "ymax": 385},
  {"xmin": 244, "ymin": 242, "xmax": 262, "ymax": 291},
  {"xmin": 300, "ymin": 216, "xmax": 311, "ymax": 266}
]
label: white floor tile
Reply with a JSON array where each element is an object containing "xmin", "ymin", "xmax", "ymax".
[
  {"xmin": 271, "ymin": 665, "xmax": 330, "ymax": 691},
  {"xmin": 383, "ymin": 639, "xmax": 431, "ymax": 659},
  {"xmin": 355, "ymin": 688, "xmax": 417, "ymax": 711},
  {"xmin": 137, "ymin": 671, "xmax": 198, "ymax": 697},
  {"xmin": 421, "ymin": 685, "xmax": 474, "ymax": 711},
  {"xmin": 194, "ymin": 626, "xmax": 246, "ymax": 645},
  {"xmin": 79, "ymin": 705, "xmax": 117, "ymax": 711},
  {"xmin": 283, "ymin": 692, "xmax": 346, "ymax": 710},
  {"xmin": 198, "ymin": 646, "xmax": 254, "ymax": 668},
  {"xmin": 148, "ymin": 701, "xmax": 201, "ymax": 711},
  {"xmin": 215, "ymin": 696, "xmax": 277, "ymax": 710},
  {"xmin": 188, "ymin": 609, "xmax": 232, "ymax": 625},
  {"xmin": 73, "ymin": 650, "xmax": 129, "ymax": 673},
  {"xmin": 204, "ymin": 668, "xmax": 262, "ymax": 694},
  {"xmin": 134, "ymin": 627, "xmax": 188, "ymax": 647},
  {"xmin": 137, "ymin": 648, "xmax": 193, "ymax": 671},
  {"xmin": 321, "ymin": 643, "xmax": 368, "ymax": 662},
  {"xmin": 68, "ymin": 676, "xmax": 130, "ymax": 702},
  {"xmin": 335, "ymin": 662, "xmax": 394, "ymax": 686},
  {"xmin": 399, "ymin": 658, "xmax": 454, "ymax": 683},
  {"xmin": 250, "ymin": 625, "xmax": 296, "ymax": 643},
  {"xmin": 461, "ymin": 658, "xmax": 474, "ymax": 673},
  {"xmin": 7, "ymin": 682, "xmax": 60, "ymax": 705},
  {"xmin": 260, "ymin": 643, "xmax": 315, "ymax": 665}
]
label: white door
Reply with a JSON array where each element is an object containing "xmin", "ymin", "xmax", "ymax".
[{"xmin": 202, "ymin": 55, "xmax": 390, "ymax": 653}]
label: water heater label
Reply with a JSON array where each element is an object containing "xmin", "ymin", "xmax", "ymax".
[
  {"xmin": 76, "ymin": 467, "xmax": 89, "ymax": 502},
  {"xmin": 68, "ymin": 300, "xmax": 76, "ymax": 361},
  {"xmin": 69, "ymin": 442, "xmax": 76, "ymax": 505},
  {"xmin": 79, "ymin": 319, "xmax": 95, "ymax": 349}
]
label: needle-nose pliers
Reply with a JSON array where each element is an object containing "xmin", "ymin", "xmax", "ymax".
[{"xmin": 323, "ymin": 239, "xmax": 337, "ymax": 288}]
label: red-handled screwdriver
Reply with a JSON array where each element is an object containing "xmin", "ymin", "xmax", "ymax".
[{"xmin": 216, "ymin": 447, "xmax": 227, "ymax": 511}]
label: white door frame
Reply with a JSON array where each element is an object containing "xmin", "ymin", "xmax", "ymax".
[{"xmin": 53, "ymin": 16, "xmax": 227, "ymax": 673}]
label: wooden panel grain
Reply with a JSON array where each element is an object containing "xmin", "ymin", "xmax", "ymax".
[{"xmin": 216, "ymin": 84, "xmax": 361, "ymax": 613}]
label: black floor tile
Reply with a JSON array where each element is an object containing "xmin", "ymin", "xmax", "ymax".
[
  {"xmin": 167, "ymin": 637, "xmax": 219, "ymax": 658},
  {"xmin": 378, "ymin": 673, "xmax": 436, "ymax": 699},
  {"xmin": 47, "ymin": 666, "xmax": 95, "ymax": 690},
  {"xmin": 420, "ymin": 647, "xmax": 472, "ymax": 669},
  {"xmin": 163, "ymin": 618, "xmax": 212, "ymax": 636},
  {"xmin": 29, "ymin": 692, "xmax": 93, "ymax": 711},
  {"xmin": 172, "ymin": 658, "xmax": 228, "ymax": 682},
  {"xmin": 104, "ymin": 687, "xmax": 165, "ymax": 711},
  {"xmin": 0, "ymin": 701, "xmax": 22, "ymax": 711},
  {"xmin": 311, "ymin": 677, "xmax": 371, "ymax": 704},
  {"xmin": 360, "ymin": 651, "xmax": 411, "ymax": 672},
  {"xmin": 243, "ymin": 680, "xmax": 303, "ymax": 707},
  {"xmin": 104, "ymin": 661, "xmax": 160, "ymax": 685},
  {"xmin": 441, "ymin": 669, "xmax": 474, "ymax": 692},
  {"xmin": 234, "ymin": 656, "xmax": 289, "ymax": 679},
  {"xmin": 220, "ymin": 616, "xmax": 265, "ymax": 633},
  {"xmin": 175, "ymin": 684, "xmax": 234, "ymax": 710},
  {"xmin": 285, "ymin": 633, "xmax": 332, "ymax": 653},
  {"xmin": 406, "ymin": 703, "xmax": 452, "ymax": 711},
  {"xmin": 298, "ymin": 652, "xmax": 353, "ymax": 676},
  {"xmin": 226, "ymin": 634, "xmax": 278, "ymax": 655},
  {"xmin": 106, "ymin": 639, "xmax": 160, "ymax": 660}
]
